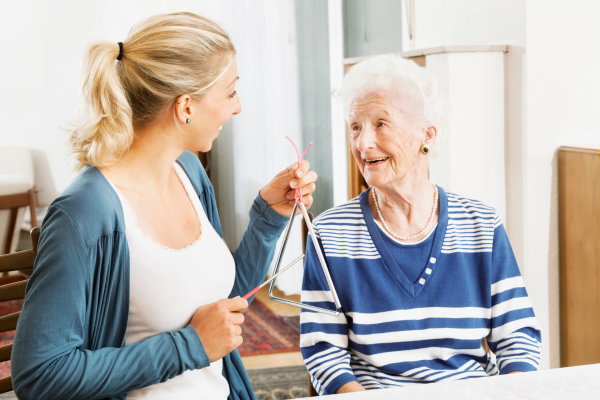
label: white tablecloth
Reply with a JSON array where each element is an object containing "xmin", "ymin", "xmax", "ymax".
[{"xmin": 298, "ymin": 363, "xmax": 600, "ymax": 400}]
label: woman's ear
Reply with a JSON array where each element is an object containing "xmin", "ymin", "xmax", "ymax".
[
  {"xmin": 425, "ymin": 126, "xmax": 438, "ymax": 146},
  {"xmin": 175, "ymin": 95, "xmax": 193, "ymax": 124}
]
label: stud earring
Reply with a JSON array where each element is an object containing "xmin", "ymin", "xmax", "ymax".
[
  {"xmin": 186, "ymin": 118, "xmax": 191, "ymax": 124},
  {"xmin": 420, "ymin": 144, "xmax": 430, "ymax": 155}
]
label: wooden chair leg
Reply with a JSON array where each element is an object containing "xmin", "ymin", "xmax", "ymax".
[
  {"xmin": 3, "ymin": 208, "xmax": 18, "ymax": 255},
  {"xmin": 308, "ymin": 372, "xmax": 319, "ymax": 397},
  {"xmin": 28, "ymin": 189, "xmax": 38, "ymax": 228}
]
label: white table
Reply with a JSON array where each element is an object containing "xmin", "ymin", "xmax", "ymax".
[{"xmin": 298, "ymin": 363, "xmax": 600, "ymax": 400}]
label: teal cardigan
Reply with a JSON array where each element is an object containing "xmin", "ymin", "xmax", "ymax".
[{"xmin": 11, "ymin": 151, "xmax": 289, "ymax": 400}]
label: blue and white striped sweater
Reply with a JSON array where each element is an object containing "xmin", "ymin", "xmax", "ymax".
[{"xmin": 300, "ymin": 187, "xmax": 541, "ymax": 395}]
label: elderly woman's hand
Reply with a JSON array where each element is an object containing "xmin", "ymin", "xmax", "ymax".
[
  {"xmin": 337, "ymin": 382, "xmax": 366, "ymax": 393},
  {"xmin": 259, "ymin": 160, "xmax": 317, "ymax": 217}
]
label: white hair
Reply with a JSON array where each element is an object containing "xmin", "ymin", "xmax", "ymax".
[{"xmin": 340, "ymin": 54, "xmax": 451, "ymax": 151}]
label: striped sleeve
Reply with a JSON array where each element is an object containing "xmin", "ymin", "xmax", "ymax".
[
  {"xmin": 487, "ymin": 216, "xmax": 542, "ymax": 374},
  {"xmin": 300, "ymin": 224, "xmax": 358, "ymax": 395}
]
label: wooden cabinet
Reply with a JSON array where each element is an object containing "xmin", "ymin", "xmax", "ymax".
[{"xmin": 558, "ymin": 146, "xmax": 600, "ymax": 367}]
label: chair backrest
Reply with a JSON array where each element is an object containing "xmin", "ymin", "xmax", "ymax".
[
  {"xmin": 0, "ymin": 146, "xmax": 37, "ymax": 256},
  {"xmin": 0, "ymin": 226, "xmax": 40, "ymax": 393},
  {"xmin": 0, "ymin": 189, "xmax": 38, "ymax": 255}
]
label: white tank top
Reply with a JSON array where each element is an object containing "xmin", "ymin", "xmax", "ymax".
[{"xmin": 109, "ymin": 162, "xmax": 235, "ymax": 400}]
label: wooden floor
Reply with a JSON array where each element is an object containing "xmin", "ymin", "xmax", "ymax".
[
  {"xmin": 242, "ymin": 350, "xmax": 305, "ymax": 369},
  {"xmin": 242, "ymin": 285, "xmax": 303, "ymax": 370}
]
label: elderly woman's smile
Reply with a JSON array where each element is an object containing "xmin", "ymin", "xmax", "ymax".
[{"xmin": 349, "ymin": 91, "xmax": 424, "ymax": 189}]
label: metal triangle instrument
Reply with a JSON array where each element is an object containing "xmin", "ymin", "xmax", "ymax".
[
  {"xmin": 268, "ymin": 200, "xmax": 342, "ymax": 316},
  {"xmin": 251, "ymin": 136, "xmax": 342, "ymax": 316}
]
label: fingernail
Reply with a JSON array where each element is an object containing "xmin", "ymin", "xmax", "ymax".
[
  {"xmin": 290, "ymin": 181, "xmax": 297, "ymax": 188},
  {"xmin": 296, "ymin": 170, "xmax": 303, "ymax": 178}
]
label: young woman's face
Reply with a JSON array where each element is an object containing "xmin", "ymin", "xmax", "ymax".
[{"xmin": 186, "ymin": 60, "xmax": 242, "ymax": 152}]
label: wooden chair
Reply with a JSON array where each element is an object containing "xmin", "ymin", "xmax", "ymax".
[
  {"xmin": 308, "ymin": 375, "xmax": 319, "ymax": 397},
  {"xmin": 0, "ymin": 226, "xmax": 40, "ymax": 393},
  {"xmin": 0, "ymin": 189, "xmax": 38, "ymax": 255}
]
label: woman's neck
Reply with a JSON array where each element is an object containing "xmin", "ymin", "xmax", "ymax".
[
  {"xmin": 374, "ymin": 168, "xmax": 432, "ymax": 214},
  {"xmin": 369, "ymin": 167, "xmax": 439, "ymax": 241},
  {"xmin": 99, "ymin": 121, "xmax": 185, "ymax": 198}
]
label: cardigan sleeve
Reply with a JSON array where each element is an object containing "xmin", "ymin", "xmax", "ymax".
[
  {"xmin": 11, "ymin": 205, "xmax": 210, "ymax": 400},
  {"xmin": 228, "ymin": 192, "xmax": 289, "ymax": 299},
  {"xmin": 486, "ymin": 214, "xmax": 542, "ymax": 374},
  {"xmin": 300, "ymin": 225, "xmax": 357, "ymax": 395}
]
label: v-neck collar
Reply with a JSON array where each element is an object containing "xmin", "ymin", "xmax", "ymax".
[{"xmin": 360, "ymin": 186, "xmax": 449, "ymax": 298}]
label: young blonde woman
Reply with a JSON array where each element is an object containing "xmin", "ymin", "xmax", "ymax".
[{"xmin": 11, "ymin": 12, "xmax": 317, "ymax": 400}]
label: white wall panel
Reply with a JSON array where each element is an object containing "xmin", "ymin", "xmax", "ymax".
[
  {"xmin": 428, "ymin": 52, "xmax": 506, "ymax": 223},
  {"xmin": 523, "ymin": 0, "xmax": 600, "ymax": 369}
]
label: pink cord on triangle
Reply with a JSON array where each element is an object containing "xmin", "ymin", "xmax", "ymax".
[{"xmin": 285, "ymin": 136, "xmax": 312, "ymax": 205}]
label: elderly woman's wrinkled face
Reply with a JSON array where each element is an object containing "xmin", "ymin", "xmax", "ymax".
[{"xmin": 349, "ymin": 91, "xmax": 426, "ymax": 189}]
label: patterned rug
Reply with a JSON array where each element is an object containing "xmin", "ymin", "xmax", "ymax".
[
  {"xmin": 0, "ymin": 300, "xmax": 23, "ymax": 379},
  {"xmin": 247, "ymin": 365, "xmax": 309, "ymax": 400},
  {"xmin": 238, "ymin": 299, "xmax": 300, "ymax": 357}
]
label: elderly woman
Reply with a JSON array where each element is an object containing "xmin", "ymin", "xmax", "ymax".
[{"xmin": 300, "ymin": 54, "xmax": 541, "ymax": 395}]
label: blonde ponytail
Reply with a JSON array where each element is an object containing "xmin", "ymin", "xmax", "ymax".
[
  {"xmin": 70, "ymin": 41, "xmax": 133, "ymax": 171},
  {"xmin": 70, "ymin": 12, "xmax": 236, "ymax": 171}
]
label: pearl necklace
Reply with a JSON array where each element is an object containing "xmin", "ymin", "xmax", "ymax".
[{"xmin": 372, "ymin": 184, "xmax": 438, "ymax": 241}]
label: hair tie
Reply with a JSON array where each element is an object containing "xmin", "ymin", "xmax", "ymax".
[{"xmin": 116, "ymin": 42, "xmax": 123, "ymax": 61}]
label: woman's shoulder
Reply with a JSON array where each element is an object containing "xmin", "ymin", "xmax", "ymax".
[
  {"xmin": 445, "ymin": 190, "xmax": 497, "ymax": 213},
  {"xmin": 313, "ymin": 196, "xmax": 364, "ymax": 227},
  {"xmin": 444, "ymin": 189, "xmax": 501, "ymax": 226},
  {"xmin": 47, "ymin": 166, "xmax": 125, "ymax": 245}
]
